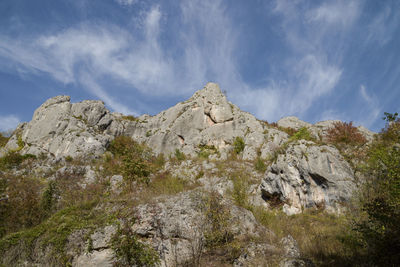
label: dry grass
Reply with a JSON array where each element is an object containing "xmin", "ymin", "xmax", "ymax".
[{"xmin": 251, "ymin": 206, "xmax": 355, "ymax": 266}]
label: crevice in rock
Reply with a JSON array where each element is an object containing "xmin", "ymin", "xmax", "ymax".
[
  {"xmin": 261, "ymin": 191, "xmax": 284, "ymax": 208},
  {"xmin": 177, "ymin": 135, "xmax": 185, "ymax": 145},
  {"xmin": 309, "ymin": 172, "xmax": 328, "ymax": 187},
  {"xmin": 204, "ymin": 112, "xmax": 217, "ymax": 125}
]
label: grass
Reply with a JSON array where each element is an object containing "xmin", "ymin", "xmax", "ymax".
[
  {"xmin": 251, "ymin": 206, "xmax": 356, "ymax": 266},
  {"xmin": 0, "ymin": 201, "xmax": 114, "ymax": 266}
]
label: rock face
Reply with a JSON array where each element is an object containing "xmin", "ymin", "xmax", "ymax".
[
  {"xmin": 126, "ymin": 82, "xmax": 266, "ymax": 159},
  {"xmin": 260, "ymin": 141, "xmax": 355, "ymax": 214},
  {"xmin": 4, "ymin": 96, "xmax": 124, "ymax": 159},
  {"xmin": 3, "ymin": 82, "xmax": 375, "ymax": 163},
  {"xmin": 132, "ymin": 190, "xmax": 269, "ymax": 267}
]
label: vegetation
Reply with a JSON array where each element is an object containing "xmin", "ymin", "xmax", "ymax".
[
  {"xmin": 254, "ymin": 157, "xmax": 267, "ymax": 173},
  {"xmin": 348, "ymin": 113, "xmax": 400, "ymax": 265},
  {"xmin": 105, "ymin": 136, "xmax": 154, "ymax": 184},
  {"xmin": 233, "ymin": 136, "xmax": 245, "ymax": 154},
  {"xmin": 0, "ymin": 132, "xmax": 9, "ymax": 147},
  {"xmin": 174, "ymin": 148, "xmax": 186, "ymax": 161},
  {"xmin": 289, "ymin": 127, "xmax": 315, "ymax": 142},
  {"xmin": 326, "ymin": 121, "xmax": 367, "ymax": 147},
  {"xmin": 197, "ymin": 144, "xmax": 218, "ymax": 159},
  {"xmin": 112, "ymin": 221, "xmax": 160, "ymax": 267}
]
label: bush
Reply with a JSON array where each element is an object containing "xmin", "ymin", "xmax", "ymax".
[
  {"xmin": 203, "ymin": 191, "xmax": 233, "ymax": 248},
  {"xmin": 326, "ymin": 121, "xmax": 367, "ymax": 147},
  {"xmin": 231, "ymin": 175, "xmax": 250, "ymax": 209},
  {"xmin": 350, "ymin": 115, "xmax": 400, "ymax": 265},
  {"xmin": 233, "ymin": 137, "xmax": 245, "ymax": 154},
  {"xmin": 106, "ymin": 136, "xmax": 153, "ymax": 184},
  {"xmin": 0, "ymin": 175, "xmax": 44, "ymax": 238},
  {"xmin": 0, "ymin": 152, "xmax": 36, "ymax": 170},
  {"xmin": 289, "ymin": 127, "xmax": 315, "ymax": 142},
  {"xmin": 254, "ymin": 157, "xmax": 267, "ymax": 173},
  {"xmin": 112, "ymin": 221, "xmax": 159, "ymax": 267},
  {"xmin": 0, "ymin": 133, "xmax": 9, "ymax": 147},
  {"xmin": 174, "ymin": 149, "xmax": 186, "ymax": 161}
]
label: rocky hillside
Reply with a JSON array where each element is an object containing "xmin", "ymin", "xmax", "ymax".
[{"xmin": 1, "ymin": 82, "xmax": 398, "ymax": 266}]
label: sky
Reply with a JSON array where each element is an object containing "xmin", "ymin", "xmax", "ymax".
[{"xmin": 0, "ymin": 0, "xmax": 399, "ymax": 132}]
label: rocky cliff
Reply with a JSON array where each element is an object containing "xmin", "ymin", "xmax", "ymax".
[{"xmin": 0, "ymin": 82, "xmax": 376, "ymax": 266}]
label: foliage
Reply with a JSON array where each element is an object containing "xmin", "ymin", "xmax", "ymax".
[
  {"xmin": 350, "ymin": 115, "xmax": 400, "ymax": 265},
  {"xmin": 233, "ymin": 136, "xmax": 245, "ymax": 154},
  {"xmin": 326, "ymin": 121, "xmax": 367, "ymax": 147},
  {"xmin": 106, "ymin": 136, "xmax": 153, "ymax": 184},
  {"xmin": 0, "ymin": 152, "xmax": 36, "ymax": 171},
  {"xmin": 202, "ymin": 191, "xmax": 233, "ymax": 249},
  {"xmin": 289, "ymin": 127, "xmax": 315, "ymax": 142},
  {"xmin": 0, "ymin": 201, "xmax": 112, "ymax": 266},
  {"xmin": 197, "ymin": 144, "xmax": 218, "ymax": 159},
  {"xmin": 231, "ymin": 175, "xmax": 250, "ymax": 209},
  {"xmin": 251, "ymin": 206, "xmax": 354, "ymax": 265},
  {"xmin": 382, "ymin": 112, "xmax": 398, "ymax": 123},
  {"xmin": 174, "ymin": 148, "xmax": 186, "ymax": 161},
  {"xmin": 0, "ymin": 133, "xmax": 9, "ymax": 147},
  {"xmin": 121, "ymin": 115, "xmax": 138, "ymax": 122},
  {"xmin": 0, "ymin": 175, "xmax": 44, "ymax": 238},
  {"xmin": 254, "ymin": 157, "xmax": 267, "ymax": 173},
  {"xmin": 111, "ymin": 221, "xmax": 159, "ymax": 267}
]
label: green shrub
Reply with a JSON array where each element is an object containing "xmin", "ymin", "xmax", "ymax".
[
  {"xmin": 233, "ymin": 137, "xmax": 245, "ymax": 154},
  {"xmin": 112, "ymin": 221, "xmax": 159, "ymax": 267},
  {"xmin": 350, "ymin": 115, "xmax": 400, "ymax": 265},
  {"xmin": 289, "ymin": 127, "xmax": 315, "ymax": 142},
  {"xmin": 106, "ymin": 136, "xmax": 153, "ymax": 184},
  {"xmin": 174, "ymin": 149, "xmax": 186, "ymax": 161},
  {"xmin": 202, "ymin": 191, "xmax": 233, "ymax": 248},
  {"xmin": 197, "ymin": 144, "xmax": 218, "ymax": 159},
  {"xmin": 0, "ymin": 133, "xmax": 9, "ymax": 147},
  {"xmin": 0, "ymin": 152, "xmax": 35, "ymax": 170},
  {"xmin": 254, "ymin": 157, "xmax": 267, "ymax": 173},
  {"xmin": 231, "ymin": 175, "xmax": 250, "ymax": 209}
]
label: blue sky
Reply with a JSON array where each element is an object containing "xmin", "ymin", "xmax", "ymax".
[{"xmin": 0, "ymin": 0, "xmax": 399, "ymax": 132}]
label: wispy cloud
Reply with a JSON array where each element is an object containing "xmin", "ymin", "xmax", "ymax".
[
  {"xmin": 367, "ymin": 4, "xmax": 399, "ymax": 46},
  {"xmin": 0, "ymin": 0, "xmax": 370, "ymax": 126},
  {"xmin": 115, "ymin": 0, "xmax": 137, "ymax": 6},
  {"xmin": 0, "ymin": 114, "xmax": 20, "ymax": 132},
  {"xmin": 358, "ymin": 85, "xmax": 381, "ymax": 127},
  {"xmin": 306, "ymin": 0, "xmax": 361, "ymax": 27}
]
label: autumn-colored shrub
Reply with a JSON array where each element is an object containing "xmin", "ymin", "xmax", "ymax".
[
  {"xmin": 326, "ymin": 121, "xmax": 367, "ymax": 146},
  {"xmin": 0, "ymin": 175, "xmax": 44, "ymax": 237}
]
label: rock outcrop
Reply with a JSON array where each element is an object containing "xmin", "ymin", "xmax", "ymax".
[
  {"xmin": 4, "ymin": 96, "xmax": 123, "ymax": 159},
  {"xmin": 260, "ymin": 140, "xmax": 355, "ymax": 214}
]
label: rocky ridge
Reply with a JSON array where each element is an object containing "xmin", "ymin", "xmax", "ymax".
[{"xmin": 0, "ymin": 82, "xmax": 376, "ymax": 266}]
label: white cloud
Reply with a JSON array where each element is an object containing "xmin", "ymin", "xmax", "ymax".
[
  {"xmin": 0, "ymin": 115, "xmax": 20, "ymax": 132},
  {"xmin": 115, "ymin": 0, "xmax": 137, "ymax": 6},
  {"xmin": 306, "ymin": 0, "xmax": 361, "ymax": 27},
  {"xmin": 0, "ymin": 0, "xmax": 362, "ymax": 123}
]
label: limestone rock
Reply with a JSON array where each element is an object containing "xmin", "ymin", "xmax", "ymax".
[
  {"xmin": 4, "ymin": 96, "xmax": 122, "ymax": 159},
  {"xmin": 277, "ymin": 116, "xmax": 312, "ymax": 130},
  {"xmin": 260, "ymin": 141, "xmax": 355, "ymax": 214},
  {"xmin": 132, "ymin": 190, "xmax": 267, "ymax": 266}
]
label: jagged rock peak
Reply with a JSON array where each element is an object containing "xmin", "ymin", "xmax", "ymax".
[
  {"xmin": 39, "ymin": 95, "xmax": 71, "ymax": 109},
  {"xmin": 191, "ymin": 82, "xmax": 226, "ymax": 101}
]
